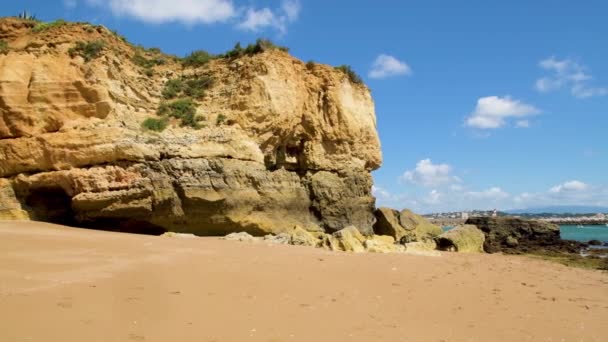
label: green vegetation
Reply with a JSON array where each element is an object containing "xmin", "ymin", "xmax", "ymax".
[
  {"xmin": 182, "ymin": 50, "xmax": 214, "ymax": 68},
  {"xmin": 32, "ymin": 19, "xmax": 67, "ymax": 33},
  {"xmin": 142, "ymin": 117, "xmax": 168, "ymax": 132},
  {"xmin": 157, "ymin": 98, "xmax": 204, "ymax": 129},
  {"xmin": 132, "ymin": 52, "xmax": 166, "ymax": 76},
  {"xmin": 68, "ymin": 40, "xmax": 105, "ymax": 62},
  {"xmin": 216, "ymin": 113, "xmax": 227, "ymax": 126},
  {"xmin": 335, "ymin": 65, "xmax": 363, "ymax": 84},
  {"xmin": 0, "ymin": 40, "xmax": 9, "ymax": 54},
  {"xmin": 306, "ymin": 60, "xmax": 315, "ymax": 70},
  {"xmin": 161, "ymin": 76, "xmax": 213, "ymax": 100},
  {"xmin": 16, "ymin": 10, "xmax": 38, "ymax": 21},
  {"xmin": 220, "ymin": 39, "xmax": 289, "ymax": 59}
]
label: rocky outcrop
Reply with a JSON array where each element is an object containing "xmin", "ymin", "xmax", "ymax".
[
  {"xmin": 436, "ymin": 224, "xmax": 485, "ymax": 253},
  {"xmin": 465, "ymin": 217, "xmax": 584, "ymax": 254},
  {"xmin": 0, "ymin": 18, "xmax": 381, "ymax": 235},
  {"xmin": 373, "ymin": 207, "xmax": 443, "ymax": 243}
]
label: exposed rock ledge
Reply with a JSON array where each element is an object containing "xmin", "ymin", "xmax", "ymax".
[{"xmin": 0, "ymin": 18, "xmax": 381, "ymax": 235}]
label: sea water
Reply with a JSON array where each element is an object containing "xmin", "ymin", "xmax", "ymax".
[{"xmin": 559, "ymin": 225, "xmax": 608, "ymax": 243}]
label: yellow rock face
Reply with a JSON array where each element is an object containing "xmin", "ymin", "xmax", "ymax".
[{"xmin": 0, "ymin": 18, "xmax": 381, "ymax": 235}]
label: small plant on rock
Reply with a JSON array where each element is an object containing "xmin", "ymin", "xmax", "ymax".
[
  {"xmin": 161, "ymin": 76, "xmax": 213, "ymax": 100},
  {"xmin": 335, "ymin": 65, "xmax": 363, "ymax": 84},
  {"xmin": 0, "ymin": 40, "xmax": 9, "ymax": 54},
  {"xmin": 216, "ymin": 114, "xmax": 227, "ymax": 126},
  {"xmin": 182, "ymin": 50, "xmax": 214, "ymax": 68},
  {"xmin": 142, "ymin": 117, "xmax": 168, "ymax": 132},
  {"xmin": 157, "ymin": 98, "xmax": 204, "ymax": 129},
  {"xmin": 32, "ymin": 19, "xmax": 67, "ymax": 33},
  {"xmin": 68, "ymin": 40, "xmax": 105, "ymax": 62}
]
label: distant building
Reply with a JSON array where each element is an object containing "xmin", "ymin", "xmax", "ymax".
[
  {"xmin": 492, "ymin": 209, "xmax": 498, "ymax": 217},
  {"xmin": 461, "ymin": 212, "xmax": 469, "ymax": 220}
]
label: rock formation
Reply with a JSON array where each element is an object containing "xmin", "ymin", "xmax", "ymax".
[
  {"xmin": 373, "ymin": 207, "xmax": 443, "ymax": 243},
  {"xmin": 436, "ymin": 224, "xmax": 485, "ymax": 253},
  {"xmin": 465, "ymin": 217, "xmax": 584, "ymax": 254},
  {"xmin": 0, "ymin": 18, "xmax": 381, "ymax": 235}
]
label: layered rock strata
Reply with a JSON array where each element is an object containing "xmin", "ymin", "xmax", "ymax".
[{"xmin": 0, "ymin": 18, "xmax": 381, "ymax": 235}]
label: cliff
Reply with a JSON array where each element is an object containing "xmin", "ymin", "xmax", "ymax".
[{"xmin": 0, "ymin": 18, "xmax": 382, "ymax": 235}]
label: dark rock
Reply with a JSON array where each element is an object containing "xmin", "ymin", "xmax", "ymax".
[
  {"xmin": 465, "ymin": 217, "xmax": 586, "ymax": 254},
  {"xmin": 588, "ymin": 239, "xmax": 603, "ymax": 246}
]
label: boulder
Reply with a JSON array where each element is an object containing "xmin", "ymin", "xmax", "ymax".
[
  {"xmin": 363, "ymin": 235, "xmax": 404, "ymax": 253},
  {"xmin": 465, "ymin": 217, "xmax": 585, "ymax": 254},
  {"xmin": 222, "ymin": 232, "xmax": 259, "ymax": 242},
  {"xmin": 398, "ymin": 209, "xmax": 443, "ymax": 242},
  {"xmin": 373, "ymin": 208, "xmax": 408, "ymax": 241},
  {"xmin": 333, "ymin": 226, "xmax": 366, "ymax": 253},
  {"xmin": 289, "ymin": 226, "xmax": 320, "ymax": 247},
  {"xmin": 436, "ymin": 225, "xmax": 485, "ymax": 253},
  {"xmin": 373, "ymin": 208, "xmax": 442, "ymax": 243}
]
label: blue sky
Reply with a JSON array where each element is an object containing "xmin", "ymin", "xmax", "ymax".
[{"xmin": 4, "ymin": 0, "xmax": 607, "ymax": 213}]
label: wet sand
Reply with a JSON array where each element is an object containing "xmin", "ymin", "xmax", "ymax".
[{"xmin": 1, "ymin": 221, "xmax": 607, "ymax": 342}]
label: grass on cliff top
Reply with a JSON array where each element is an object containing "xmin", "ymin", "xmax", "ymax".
[
  {"xmin": 162, "ymin": 76, "xmax": 214, "ymax": 100},
  {"xmin": 32, "ymin": 19, "xmax": 67, "ymax": 33},
  {"xmin": 219, "ymin": 39, "xmax": 289, "ymax": 59},
  {"xmin": 157, "ymin": 98, "xmax": 204, "ymax": 129},
  {"xmin": 68, "ymin": 40, "xmax": 105, "ymax": 62},
  {"xmin": 335, "ymin": 65, "xmax": 363, "ymax": 84},
  {"xmin": 180, "ymin": 39, "xmax": 289, "ymax": 68}
]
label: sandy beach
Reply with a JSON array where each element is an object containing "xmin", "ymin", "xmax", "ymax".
[{"xmin": 1, "ymin": 221, "xmax": 607, "ymax": 342}]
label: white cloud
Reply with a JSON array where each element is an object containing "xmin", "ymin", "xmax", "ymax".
[
  {"xmin": 239, "ymin": 8, "xmax": 275, "ymax": 31},
  {"xmin": 515, "ymin": 120, "xmax": 530, "ymax": 128},
  {"xmin": 549, "ymin": 180, "xmax": 589, "ymax": 194},
  {"xmin": 238, "ymin": 0, "xmax": 300, "ymax": 34},
  {"xmin": 402, "ymin": 159, "xmax": 459, "ymax": 187},
  {"xmin": 465, "ymin": 96, "xmax": 540, "ymax": 129},
  {"xmin": 368, "ymin": 54, "xmax": 412, "ymax": 79},
  {"xmin": 82, "ymin": 0, "xmax": 301, "ymax": 34},
  {"xmin": 536, "ymin": 57, "xmax": 608, "ymax": 98},
  {"xmin": 465, "ymin": 187, "xmax": 510, "ymax": 200},
  {"xmin": 86, "ymin": 0, "xmax": 236, "ymax": 24}
]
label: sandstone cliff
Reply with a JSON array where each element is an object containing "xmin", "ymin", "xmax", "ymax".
[{"xmin": 0, "ymin": 18, "xmax": 382, "ymax": 235}]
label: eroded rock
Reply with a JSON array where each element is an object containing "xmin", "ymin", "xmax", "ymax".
[
  {"xmin": 0, "ymin": 18, "xmax": 382, "ymax": 236},
  {"xmin": 436, "ymin": 225, "xmax": 485, "ymax": 253}
]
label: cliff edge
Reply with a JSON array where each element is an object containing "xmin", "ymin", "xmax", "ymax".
[{"xmin": 0, "ymin": 18, "xmax": 382, "ymax": 235}]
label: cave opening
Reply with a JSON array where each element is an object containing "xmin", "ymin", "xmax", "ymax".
[{"xmin": 25, "ymin": 187, "xmax": 75, "ymax": 226}]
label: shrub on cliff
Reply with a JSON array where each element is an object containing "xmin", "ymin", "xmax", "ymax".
[
  {"xmin": 162, "ymin": 76, "xmax": 213, "ymax": 100},
  {"xmin": 68, "ymin": 40, "xmax": 105, "ymax": 62},
  {"xmin": 335, "ymin": 65, "xmax": 363, "ymax": 84},
  {"xmin": 32, "ymin": 19, "xmax": 67, "ymax": 33},
  {"xmin": 182, "ymin": 50, "xmax": 214, "ymax": 67},
  {"xmin": 216, "ymin": 114, "xmax": 227, "ymax": 126},
  {"xmin": 220, "ymin": 39, "xmax": 289, "ymax": 59},
  {"xmin": 132, "ymin": 52, "xmax": 166, "ymax": 76},
  {"xmin": 142, "ymin": 118, "xmax": 168, "ymax": 132},
  {"xmin": 0, "ymin": 41, "xmax": 8, "ymax": 54},
  {"xmin": 157, "ymin": 98, "xmax": 204, "ymax": 129}
]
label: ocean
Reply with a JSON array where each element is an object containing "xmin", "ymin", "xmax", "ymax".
[
  {"xmin": 442, "ymin": 225, "xmax": 608, "ymax": 243},
  {"xmin": 559, "ymin": 225, "xmax": 608, "ymax": 243}
]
